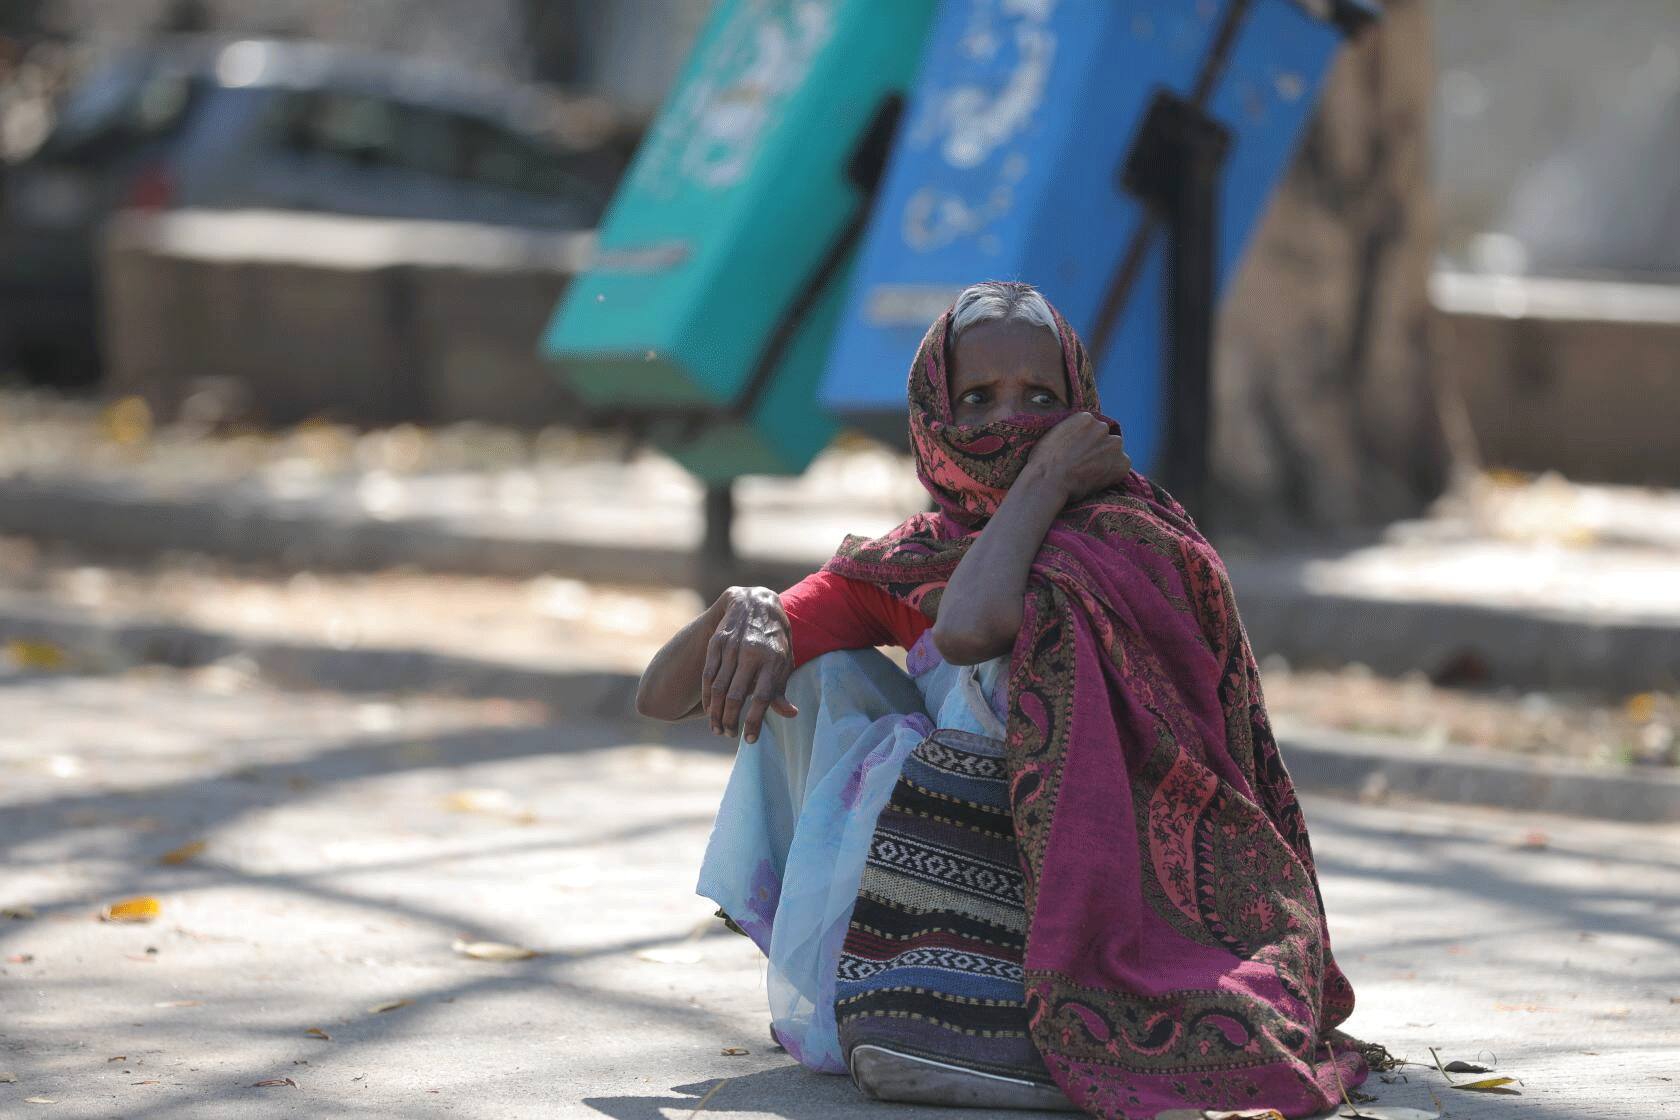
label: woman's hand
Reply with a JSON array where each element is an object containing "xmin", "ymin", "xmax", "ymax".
[
  {"xmin": 1023, "ymin": 412, "xmax": 1132, "ymax": 503},
  {"xmin": 700, "ymin": 586, "xmax": 799, "ymax": 743},
  {"xmin": 930, "ymin": 414, "xmax": 1128, "ymax": 664}
]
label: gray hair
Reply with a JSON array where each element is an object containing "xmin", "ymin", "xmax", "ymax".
[{"xmin": 950, "ymin": 280, "xmax": 1057, "ymax": 343}]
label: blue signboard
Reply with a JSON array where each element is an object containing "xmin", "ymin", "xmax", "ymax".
[{"xmin": 821, "ymin": 0, "xmax": 1371, "ymax": 472}]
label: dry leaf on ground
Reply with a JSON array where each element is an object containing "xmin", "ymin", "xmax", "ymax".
[
  {"xmin": 101, "ymin": 896, "xmax": 161, "ymax": 923},
  {"xmin": 158, "ymin": 840, "xmax": 207, "ymax": 865},
  {"xmin": 444, "ymin": 788, "xmax": 518, "ymax": 814},
  {"xmin": 24, "ymin": 1097, "xmax": 57, "ymax": 1104},
  {"xmin": 451, "ymin": 938, "xmax": 538, "ymax": 961},
  {"xmin": 368, "ymin": 999, "xmax": 411, "ymax": 1014},
  {"xmin": 304, "ymin": 1027, "xmax": 330, "ymax": 1040},
  {"xmin": 153, "ymin": 999, "xmax": 200, "ymax": 1008},
  {"xmin": 6, "ymin": 639, "xmax": 67, "ymax": 671},
  {"xmin": 1429, "ymin": 1048, "xmax": 1521, "ymax": 1094},
  {"xmin": 1448, "ymin": 1075, "xmax": 1520, "ymax": 1092},
  {"xmin": 100, "ymin": 396, "xmax": 153, "ymax": 445},
  {"xmin": 250, "ymin": 1077, "xmax": 298, "ymax": 1088},
  {"xmin": 106, "ymin": 1056, "xmax": 125, "ymax": 1063},
  {"xmin": 7, "ymin": 953, "xmax": 34, "ymax": 964},
  {"xmin": 1339, "ymin": 1109, "xmax": 1439, "ymax": 1120},
  {"xmin": 1, "ymin": 905, "xmax": 37, "ymax": 919},
  {"xmin": 721, "ymin": 1047, "xmax": 749, "ymax": 1056},
  {"xmin": 0, "ymin": 1072, "xmax": 16, "ymax": 1082}
]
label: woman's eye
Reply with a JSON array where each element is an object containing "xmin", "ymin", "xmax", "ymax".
[
  {"xmin": 1031, "ymin": 391, "xmax": 1055, "ymax": 405},
  {"xmin": 959, "ymin": 391, "xmax": 984, "ymax": 405}
]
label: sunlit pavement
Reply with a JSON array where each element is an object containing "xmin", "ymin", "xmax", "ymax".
[
  {"xmin": 7, "ymin": 406, "xmax": 1680, "ymax": 698},
  {"xmin": 1, "ymin": 671, "xmax": 1676, "ymax": 1119}
]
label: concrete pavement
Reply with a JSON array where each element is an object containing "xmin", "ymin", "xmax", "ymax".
[
  {"xmin": 0, "ymin": 577, "xmax": 1675, "ymax": 823},
  {"xmin": 1, "ymin": 669, "xmax": 1677, "ymax": 1119},
  {"xmin": 3, "ymin": 411, "xmax": 1680, "ymax": 694}
]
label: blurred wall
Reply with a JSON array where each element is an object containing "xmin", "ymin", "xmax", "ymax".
[
  {"xmin": 1435, "ymin": 273, "xmax": 1680, "ymax": 486},
  {"xmin": 1433, "ymin": 0, "xmax": 1680, "ymax": 274},
  {"xmin": 100, "ymin": 210, "xmax": 589, "ymax": 428},
  {"xmin": 1427, "ymin": 1, "xmax": 1680, "ymax": 486}
]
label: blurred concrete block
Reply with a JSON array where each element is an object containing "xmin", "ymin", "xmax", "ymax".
[
  {"xmin": 99, "ymin": 209, "xmax": 590, "ymax": 428},
  {"xmin": 1434, "ymin": 271, "xmax": 1680, "ymax": 486},
  {"xmin": 411, "ymin": 265, "xmax": 573, "ymax": 427}
]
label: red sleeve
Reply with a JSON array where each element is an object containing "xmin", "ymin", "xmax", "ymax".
[{"xmin": 780, "ymin": 570, "xmax": 932, "ymax": 668}]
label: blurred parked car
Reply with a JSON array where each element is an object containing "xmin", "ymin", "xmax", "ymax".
[{"xmin": 0, "ymin": 36, "xmax": 622, "ymax": 385}]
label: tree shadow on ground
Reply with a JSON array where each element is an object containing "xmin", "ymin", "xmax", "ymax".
[
  {"xmin": 1, "ymin": 712, "xmax": 719, "ymax": 852},
  {"xmin": 581, "ymin": 1066, "xmax": 1622, "ymax": 1120},
  {"xmin": 5, "ymin": 680, "xmax": 1675, "ymax": 1120},
  {"xmin": 1307, "ymin": 799, "xmax": 1680, "ymax": 955},
  {"xmin": 583, "ymin": 1069, "xmax": 1046, "ymax": 1120}
]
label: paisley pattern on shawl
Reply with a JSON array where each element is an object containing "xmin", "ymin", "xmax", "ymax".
[{"xmin": 823, "ymin": 305, "xmax": 1366, "ymax": 1118}]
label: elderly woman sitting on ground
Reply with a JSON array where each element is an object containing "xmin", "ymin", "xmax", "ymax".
[{"xmin": 635, "ymin": 280, "xmax": 1370, "ymax": 1118}]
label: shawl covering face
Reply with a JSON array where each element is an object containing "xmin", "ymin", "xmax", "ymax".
[{"xmin": 824, "ymin": 306, "xmax": 1366, "ymax": 1118}]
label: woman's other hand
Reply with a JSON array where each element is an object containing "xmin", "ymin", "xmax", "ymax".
[
  {"xmin": 1024, "ymin": 412, "xmax": 1132, "ymax": 503},
  {"xmin": 701, "ymin": 586, "xmax": 798, "ymax": 743}
]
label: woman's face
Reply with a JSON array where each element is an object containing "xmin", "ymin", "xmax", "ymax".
[{"xmin": 948, "ymin": 318, "xmax": 1068, "ymax": 427}]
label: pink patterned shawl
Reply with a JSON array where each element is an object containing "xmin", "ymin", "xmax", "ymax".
[{"xmin": 823, "ymin": 304, "xmax": 1367, "ymax": 1118}]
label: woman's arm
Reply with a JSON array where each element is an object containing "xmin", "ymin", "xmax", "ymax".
[
  {"xmin": 932, "ymin": 413, "xmax": 1131, "ymax": 665},
  {"xmin": 931, "ymin": 471, "xmax": 1066, "ymax": 665},
  {"xmin": 635, "ymin": 586, "xmax": 797, "ymax": 743},
  {"xmin": 635, "ymin": 594, "xmax": 727, "ymax": 721}
]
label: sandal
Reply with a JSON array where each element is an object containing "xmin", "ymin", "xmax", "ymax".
[{"xmin": 849, "ymin": 1044, "xmax": 1079, "ymax": 1111}]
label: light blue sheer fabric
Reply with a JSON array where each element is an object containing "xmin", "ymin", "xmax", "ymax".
[{"xmin": 695, "ymin": 635, "xmax": 1009, "ymax": 1073}]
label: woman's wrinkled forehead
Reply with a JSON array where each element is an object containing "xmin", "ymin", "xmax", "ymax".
[
  {"xmin": 914, "ymin": 302, "xmax": 1097, "ymax": 422},
  {"xmin": 947, "ymin": 317, "xmax": 1068, "ymax": 399}
]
